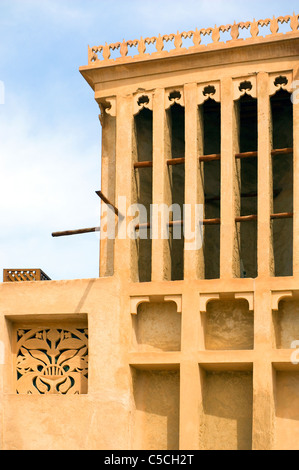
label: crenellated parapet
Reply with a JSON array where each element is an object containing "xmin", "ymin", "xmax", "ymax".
[{"xmin": 87, "ymin": 13, "xmax": 299, "ymax": 66}]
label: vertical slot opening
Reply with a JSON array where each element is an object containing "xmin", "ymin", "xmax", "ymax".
[
  {"xmin": 168, "ymin": 102, "xmax": 185, "ymax": 281},
  {"xmin": 238, "ymin": 94, "xmax": 258, "ymax": 278},
  {"xmin": 201, "ymin": 98, "xmax": 221, "ymax": 279},
  {"xmin": 271, "ymin": 89, "xmax": 293, "ymax": 277},
  {"xmin": 99, "ymin": 110, "xmax": 116, "ymax": 278},
  {"xmin": 134, "ymin": 108, "xmax": 153, "ymax": 282}
]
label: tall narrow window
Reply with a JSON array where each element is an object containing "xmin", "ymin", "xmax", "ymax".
[
  {"xmin": 237, "ymin": 94, "xmax": 258, "ymax": 278},
  {"xmin": 134, "ymin": 107, "xmax": 153, "ymax": 282},
  {"xmin": 271, "ymin": 88, "xmax": 293, "ymax": 277},
  {"xmin": 168, "ymin": 102, "xmax": 185, "ymax": 281},
  {"xmin": 201, "ymin": 98, "xmax": 221, "ymax": 279}
]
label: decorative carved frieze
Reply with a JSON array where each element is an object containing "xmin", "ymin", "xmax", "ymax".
[
  {"xmin": 269, "ymin": 71, "xmax": 293, "ymax": 96},
  {"xmin": 200, "ymin": 292, "xmax": 254, "ymax": 312},
  {"xmin": 97, "ymin": 97, "xmax": 117, "ymax": 126},
  {"xmin": 130, "ymin": 295, "xmax": 182, "ymax": 314},
  {"xmin": 198, "ymin": 82, "xmax": 220, "ymax": 105},
  {"xmin": 133, "ymin": 92, "xmax": 153, "ymax": 116},
  {"xmin": 233, "ymin": 76, "xmax": 257, "ymax": 101},
  {"xmin": 271, "ymin": 291, "xmax": 294, "ymax": 310},
  {"xmin": 87, "ymin": 14, "xmax": 299, "ymax": 66},
  {"xmin": 16, "ymin": 327, "xmax": 88, "ymax": 395},
  {"xmin": 165, "ymin": 88, "xmax": 184, "ymax": 109}
]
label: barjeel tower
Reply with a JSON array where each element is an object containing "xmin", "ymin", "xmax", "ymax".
[{"xmin": 1, "ymin": 13, "xmax": 299, "ymax": 450}]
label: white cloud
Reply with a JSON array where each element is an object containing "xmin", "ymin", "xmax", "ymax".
[{"xmin": 0, "ymin": 91, "xmax": 101, "ymax": 280}]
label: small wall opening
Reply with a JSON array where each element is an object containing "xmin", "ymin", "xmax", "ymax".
[
  {"xmin": 274, "ymin": 369, "xmax": 299, "ymax": 450},
  {"xmin": 200, "ymin": 368, "xmax": 253, "ymax": 450},
  {"xmin": 203, "ymin": 299, "xmax": 254, "ymax": 350},
  {"xmin": 132, "ymin": 301, "xmax": 181, "ymax": 352},
  {"xmin": 237, "ymin": 94, "xmax": 258, "ymax": 278},
  {"xmin": 168, "ymin": 103, "xmax": 185, "ymax": 281},
  {"xmin": 134, "ymin": 108, "xmax": 153, "ymax": 282},
  {"xmin": 271, "ymin": 89, "xmax": 293, "ymax": 277},
  {"xmin": 7, "ymin": 315, "xmax": 89, "ymax": 396},
  {"xmin": 273, "ymin": 298, "xmax": 299, "ymax": 349},
  {"xmin": 200, "ymin": 98, "xmax": 221, "ymax": 279},
  {"xmin": 131, "ymin": 367, "xmax": 180, "ymax": 450}
]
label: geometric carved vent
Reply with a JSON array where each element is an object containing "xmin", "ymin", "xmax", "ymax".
[
  {"xmin": 3, "ymin": 269, "xmax": 51, "ymax": 282},
  {"xmin": 16, "ymin": 328, "xmax": 88, "ymax": 395}
]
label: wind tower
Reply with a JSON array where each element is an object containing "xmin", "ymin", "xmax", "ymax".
[{"xmin": 1, "ymin": 13, "xmax": 299, "ymax": 451}]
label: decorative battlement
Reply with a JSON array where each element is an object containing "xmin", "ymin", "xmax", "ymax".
[
  {"xmin": 3, "ymin": 269, "xmax": 51, "ymax": 282},
  {"xmin": 87, "ymin": 13, "xmax": 299, "ymax": 66}
]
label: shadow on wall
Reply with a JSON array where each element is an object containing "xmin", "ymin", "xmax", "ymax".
[
  {"xmin": 200, "ymin": 370, "xmax": 253, "ymax": 451},
  {"xmin": 133, "ymin": 301, "xmax": 181, "ymax": 352},
  {"xmin": 74, "ymin": 279, "xmax": 97, "ymax": 313},
  {"xmin": 131, "ymin": 368, "xmax": 180, "ymax": 451}
]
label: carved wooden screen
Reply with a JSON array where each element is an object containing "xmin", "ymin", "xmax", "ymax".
[{"xmin": 15, "ymin": 327, "xmax": 88, "ymax": 395}]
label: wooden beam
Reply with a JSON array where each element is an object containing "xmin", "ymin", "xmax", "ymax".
[
  {"xmin": 52, "ymin": 227, "xmax": 99, "ymax": 238},
  {"xmin": 167, "ymin": 157, "xmax": 185, "ymax": 166},
  {"xmin": 271, "ymin": 212, "xmax": 293, "ymax": 220},
  {"xmin": 271, "ymin": 147, "xmax": 293, "ymax": 156},
  {"xmin": 235, "ymin": 148, "xmax": 293, "ymax": 159},
  {"xmin": 161, "ymin": 148, "xmax": 293, "ymax": 168},
  {"xmin": 235, "ymin": 151, "xmax": 258, "ymax": 159},
  {"xmin": 95, "ymin": 190, "xmax": 120, "ymax": 216},
  {"xmin": 134, "ymin": 161, "xmax": 153, "ymax": 169},
  {"xmin": 199, "ymin": 154, "xmax": 221, "ymax": 162},
  {"xmin": 235, "ymin": 215, "xmax": 258, "ymax": 223},
  {"xmin": 135, "ymin": 218, "xmax": 222, "ymax": 230}
]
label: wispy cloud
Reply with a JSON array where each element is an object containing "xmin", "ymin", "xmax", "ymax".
[
  {"xmin": 0, "ymin": 0, "xmax": 298, "ymax": 281},
  {"xmin": 0, "ymin": 91, "xmax": 101, "ymax": 280}
]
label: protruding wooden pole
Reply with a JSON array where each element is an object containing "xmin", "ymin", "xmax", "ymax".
[
  {"xmin": 52, "ymin": 227, "xmax": 99, "ymax": 237},
  {"xmin": 95, "ymin": 190, "xmax": 120, "ymax": 217}
]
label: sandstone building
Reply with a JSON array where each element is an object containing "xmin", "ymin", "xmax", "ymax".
[{"xmin": 1, "ymin": 13, "xmax": 299, "ymax": 450}]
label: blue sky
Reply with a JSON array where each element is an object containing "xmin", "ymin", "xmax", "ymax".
[{"xmin": 0, "ymin": 0, "xmax": 298, "ymax": 281}]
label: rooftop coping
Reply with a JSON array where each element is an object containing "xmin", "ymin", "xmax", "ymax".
[{"xmin": 86, "ymin": 13, "xmax": 299, "ymax": 68}]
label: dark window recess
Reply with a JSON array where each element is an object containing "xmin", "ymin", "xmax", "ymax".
[
  {"xmin": 168, "ymin": 103, "xmax": 185, "ymax": 281},
  {"xmin": 238, "ymin": 94, "xmax": 258, "ymax": 279},
  {"xmin": 134, "ymin": 108, "xmax": 153, "ymax": 282},
  {"xmin": 201, "ymin": 98, "xmax": 221, "ymax": 280},
  {"xmin": 271, "ymin": 89, "xmax": 293, "ymax": 277}
]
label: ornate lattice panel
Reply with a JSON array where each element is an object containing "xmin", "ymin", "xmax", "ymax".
[
  {"xmin": 3, "ymin": 269, "xmax": 51, "ymax": 282},
  {"xmin": 16, "ymin": 327, "xmax": 88, "ymax": 395}
]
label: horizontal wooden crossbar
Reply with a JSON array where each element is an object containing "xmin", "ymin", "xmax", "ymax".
[
  {"xmin": 199, "ymin": 154, "xmax": 221, "ymax": 163},
  {"xmin": 134, "ymin": 161, "xmax": 153, "ymax": 169},
  {"xmin": 271, "ymin": 212, "xmax": 293, "ymax": 220},
  {"xmin": 134, "ymin": 148, "xmax": 294, "ymax": 169},
  {"xmin": 135, "ymin": 219, "xmax": 221, "ymax": 230},
  {"xmin": 135, "ymin": 212, "xmax": 294, "ymax": 230},
  {"xmin": 52, "ymin": 213, "xmax": 294, "ymax": 237},
  {"xmin": 167, "ymin": 157, "xmax": 186, "ymax": 166}
]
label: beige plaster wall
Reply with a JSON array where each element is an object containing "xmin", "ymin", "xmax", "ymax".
[
  {"xmin": 1, "ymin": 31, "xmax": 298, "ymax": 451},
  {"xmin": 131, "ymin": 368, "xmax": 180, "ymax": 450},
  {"xmin": 133, "ymin": 301, "xmax": 181, "ymax": 352},
  {"xmin": 204, "ymin": 299, "xmax": 254, "ymax": 350},
  {"xmin": 0, "ymin": 278, "xmax": 132, "ymax": 450},
  {"xmin": 274, "ymin": 299, "xmax": 299, "ymax": 349},
  {"xmin": 274, "ymin": 371, "xmax": 299, "ymax": 450},
  {"xmin": 200, "ymin": 370, "xmax": 253, "ymax": 450}
]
